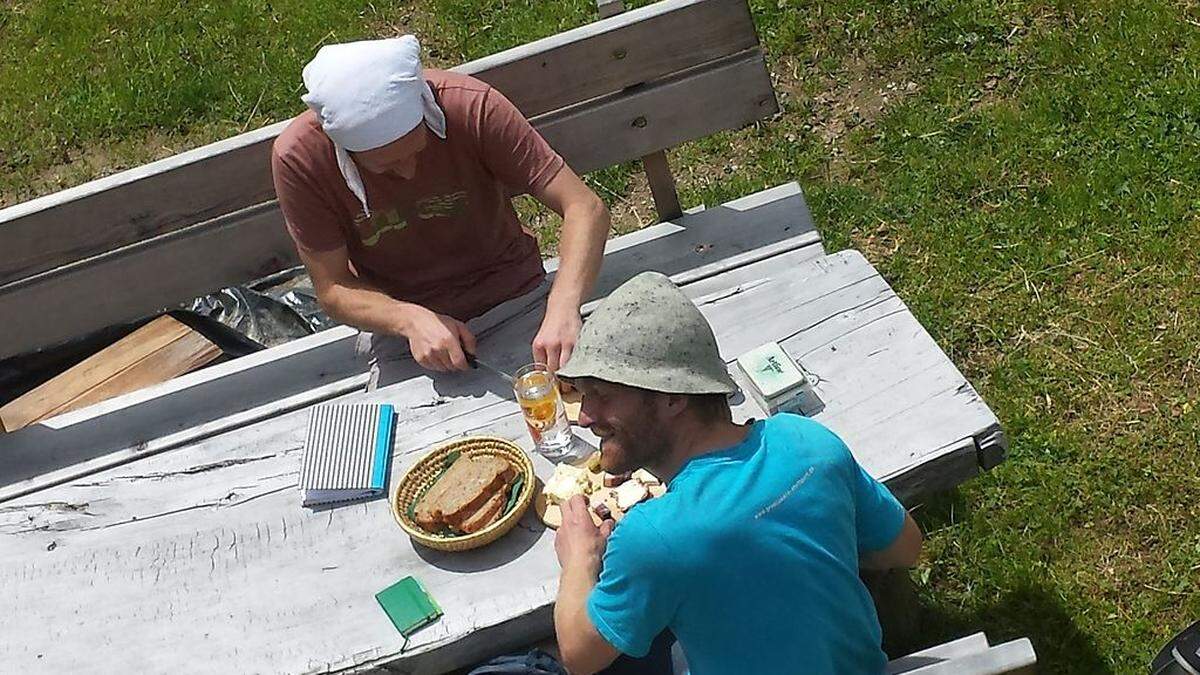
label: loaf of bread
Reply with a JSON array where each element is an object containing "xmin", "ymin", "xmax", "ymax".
[{"xmin": 414, "ymin": 455, "xmax": 515, "ymax": 531}]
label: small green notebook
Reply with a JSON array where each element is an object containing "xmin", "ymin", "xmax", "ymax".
[{"xmin": 376, "ymin": 576, "xmax": 443, "ymax": 639}]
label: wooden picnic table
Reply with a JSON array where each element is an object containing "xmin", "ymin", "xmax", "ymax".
[{"xmin": 0, "ymin": 186, "xmax": 1003, "ymax": 674}]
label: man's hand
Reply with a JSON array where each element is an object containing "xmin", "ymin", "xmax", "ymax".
[
  {"xmin": 401, "ymin": 305, "xmax": 477, "ymax": 372},
  {"xmin": 533, "ymin": 307, "xmax": 582, "ymax": 371},
  {"xmin": 554, "ymin": 495, "xmax": 613, "ymax": 574}
]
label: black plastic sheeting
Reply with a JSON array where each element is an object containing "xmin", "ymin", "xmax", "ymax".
[{"xmin": 187, "ymin": 267, "xmax": 335, "ymax": 349}]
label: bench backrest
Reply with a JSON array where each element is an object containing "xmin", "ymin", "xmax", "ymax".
[{"xmin": 0, "ymin": 0, "xmax": 777, "ymax": 360}]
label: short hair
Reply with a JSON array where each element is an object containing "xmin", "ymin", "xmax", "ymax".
[{"xmin": 686, "ymin": 392, "xmax": 731, "ymax": 421}]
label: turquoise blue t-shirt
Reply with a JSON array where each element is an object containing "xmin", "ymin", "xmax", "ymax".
[{"xmin": 587, "ymin": 414, "xmax": 906, "ymax": 674}]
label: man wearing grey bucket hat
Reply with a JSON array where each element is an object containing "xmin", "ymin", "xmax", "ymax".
[{"xmin": 552, "ymin": 272, "xmax": 923, "ymax": 675}]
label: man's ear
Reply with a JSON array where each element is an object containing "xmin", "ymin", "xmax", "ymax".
[{"xmin": 659, "ymin": 393, "xmax": 689, "ymax": 420}]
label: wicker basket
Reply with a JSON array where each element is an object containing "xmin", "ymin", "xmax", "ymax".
[{"xmin": 392, "ymin": 436, "xmax": 536, "ymax": 552}]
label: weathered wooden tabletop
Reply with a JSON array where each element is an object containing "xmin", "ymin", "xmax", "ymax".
[{"xmin": 0, "ymin": 187, "xmax": 1002, "ymax": 674}]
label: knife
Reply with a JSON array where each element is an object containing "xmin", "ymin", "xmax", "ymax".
[{"xmin": 466, "ymin": 353, "xmax": 514, "ymax": 384}]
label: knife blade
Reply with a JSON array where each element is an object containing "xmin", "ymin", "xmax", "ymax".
[{"xmin": 466, "ymin": 354, "xmax": 514, "ymax": 384}]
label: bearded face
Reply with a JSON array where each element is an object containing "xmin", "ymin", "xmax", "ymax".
[{"xmin": 571, "ymin": 379, "xmax": 672, "ymax": 474}]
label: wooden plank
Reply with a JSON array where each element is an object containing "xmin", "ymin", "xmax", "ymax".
[
  {"xmin": 457, "ymin": 0, "xmax": 758, "ymax": 118},
  {"xmin": 0, "ymin": 183, "xmax": 820, "ymax": 495},
  {"xmin": 0, "ymin": 316, "xmax": 219, "ymax": 432},
  {"xmin": 0, "ymin": 123, "xmax": 286, "ymax": 287},
  {"xmin": 0, "ymin": 372, "xmax": 367, "ymax": 505},
  {"xmin": 0, "ymin": 168, "xmax": 803, "ymax": 370},
  {"xmin": 0, "ymin": 0, "xmax": 759, "ymax": 286},
  {"xmin": 642, "ymin": 151, "xmax": 683, "ymax": 221},
  {"xmin": 0, "ymin": 203, "xmax": 298, "ymax": 360},
  {"xmin": 535, "ymin": 49, "xmax": 777, "ymax": 175},
  {"xmin": 882, "ymin": 437, "xmax": 982, "ymax": 504},
  {"xmin": 901, "ymin": 639, "xmax": 1036, "ymax": 675},
  {"xmin": 0, "ymin": 247, "xmax": 1001, "ymax": 674},
  {"xmin": 888, "ymin": 633, "xmax": 991, "ymax": 674}
]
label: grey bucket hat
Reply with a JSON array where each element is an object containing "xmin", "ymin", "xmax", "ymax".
[{"xmin": 557, "ymin": 271, "xmax": 737, "ymax": 394}]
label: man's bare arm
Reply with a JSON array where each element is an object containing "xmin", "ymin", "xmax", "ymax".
[
  {"xmin": 530, "ymin": 166, "xmax": 611, "ymax": 369},
  {"xmin": 860, "ymin": 512, "xmax": 923, "ymax": 570},
  {"xmin": 554, "ymin": 496, "xmax": 622, "ymax": 675},
  {"xmin": 297, "ymin": 244, "xmax": 475, "ymax": 371}
]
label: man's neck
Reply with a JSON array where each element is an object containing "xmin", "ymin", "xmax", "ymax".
[{"xmin": 650, "ymin": 418, "xmax": 752, "ymax": 483}]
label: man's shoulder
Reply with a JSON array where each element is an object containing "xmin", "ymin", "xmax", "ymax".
[
  {"xmin": 761, "ymin": 414, "xmax": 853, "ymax": 463},
  {"xmin": 764, "ymin": 414, "xmax": 843, "ymax": 445},
  {"xmin": 273, "ymin": 110, "xmax": 330, "ymax": 163},
  {"xmin": 427, "ymin": 69, "xmax": 493, "ymax": 101}
]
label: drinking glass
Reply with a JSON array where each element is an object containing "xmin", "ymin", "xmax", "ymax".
[{"xmin": 512, "ymin": 363, "xmax": 574, "ymax": 459}]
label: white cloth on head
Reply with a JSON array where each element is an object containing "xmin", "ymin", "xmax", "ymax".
[{"xmin": 301, "ymin": 35, "xmax": 447, "ymax": 217}]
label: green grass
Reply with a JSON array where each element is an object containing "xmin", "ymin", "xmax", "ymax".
[{"xmin": 3, "ymin": 0, "xmax": 1199, "ymax": 671}]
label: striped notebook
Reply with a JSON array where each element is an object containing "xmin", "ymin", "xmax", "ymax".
[{"xmin": 299, "ymin": 403, "xmax": 396, "ymax": 506}]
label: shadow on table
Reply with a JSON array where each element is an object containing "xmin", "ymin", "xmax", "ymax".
[
  {"xmin": 414, "ymin": 511, "xmax": 548, "ymax": 573},
  {"xmin": 427, "ymin": 367, "xmax": 516, "ymax": 403}
]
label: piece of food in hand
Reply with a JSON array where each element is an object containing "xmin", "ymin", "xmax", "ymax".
[
  {"xmin": 614, "ymin": 481, "xmax": 650, "ymax": 511},
  {"xmin": 593, "ymin": 502, "xmax": 613, "ymax": 521},
  {"xmin": 631, "ymin": 468, "xmax": 661, "ymax": 486},
  {"xmin": 414, "ymin": 455, "xmax": 515, "ymax": 530},
  {"xmin": 536, "ymin": 491, "xmax": 603, "ymax": 529},
  {"xmin": 536, "ymin": 494, "xmax": 562, "ymax": 529},
  {"xmin": 543, "ymin": 463, "xmax": 591, "ymax": 505},
  {"xmin": 603, "ymin": 495, "xmax": 625, "ymax": 523}
]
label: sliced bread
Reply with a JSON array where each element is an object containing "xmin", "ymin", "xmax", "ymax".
[
  {"xmin": 457, "ymin": 487, "xmax": 510, "ymax": 533},
  {"xmin": 414, "ymin": 455, "xmax": 514, "ymax": 530}
]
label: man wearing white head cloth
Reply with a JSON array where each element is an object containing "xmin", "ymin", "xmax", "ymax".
[{"xmin": 272, "ymin": 36, "xmax": 610, "ymax": 378}]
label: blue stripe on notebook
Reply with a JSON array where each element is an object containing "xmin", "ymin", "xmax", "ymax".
[{"xmin": 370, "ymin": 404, "xmax": 395, "ymax": 491}]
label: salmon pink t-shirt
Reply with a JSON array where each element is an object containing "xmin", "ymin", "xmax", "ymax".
[{"xmin": 271, "ymin": 70, "xmax": 564, "ymax": 321}]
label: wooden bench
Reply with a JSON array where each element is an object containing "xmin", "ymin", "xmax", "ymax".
[
  {"xmin": 888, "ymin": 633, "xmax": 1037, "ymax": 674},
  {"xmin": 0, "ymin": 0, "xmax": 779, "ymax": 361}
]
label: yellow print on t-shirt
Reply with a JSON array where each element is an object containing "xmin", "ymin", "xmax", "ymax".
[
  {"xmin": 357, "ymin": 209, "xmax": 409, "ymax": 247},
  {"xmin": 354, "ymin": 191, "xmax": 468, "ymax": 247},
  {"xmin": 416, "ymin": 191, "xmax": 467, "ymax": 220}
]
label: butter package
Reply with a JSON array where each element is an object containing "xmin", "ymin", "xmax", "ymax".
[{"xmin": 735, "ymin": 342, "xmax": 822, "ymax": 416}]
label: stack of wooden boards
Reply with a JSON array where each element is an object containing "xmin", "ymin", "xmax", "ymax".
[{"xmin": 0, "ymin": 315, "xmax": 220, "ymax": 432}]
